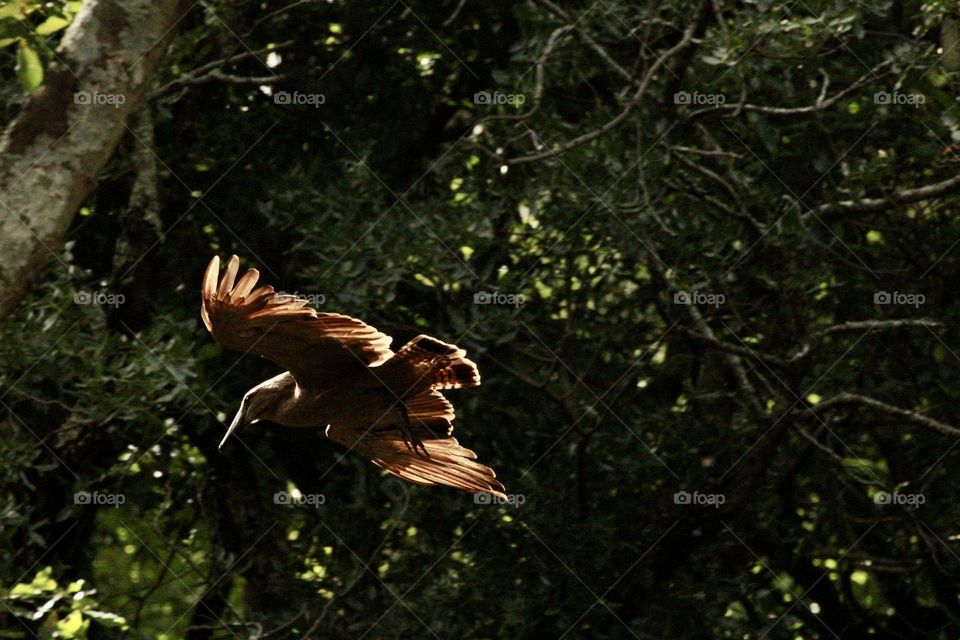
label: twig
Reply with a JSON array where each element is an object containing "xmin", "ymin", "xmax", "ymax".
[
  {"xmin": 807, "ymin": 393, "xmax": 960, "ymax": 437},
  {"xmin": 687, "ymin": 58, "xmax": 894, "ymax": 120},
  {"xmin": 152, "ymin": 41, "xmax": 294, "ymax": 99},
  {"xmin": 506, "ymin": 17, "xmax": 700, "ymax": 164}
]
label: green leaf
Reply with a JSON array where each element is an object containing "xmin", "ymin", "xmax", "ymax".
[
  {"xmin": 16, "ymin": 41, "xmax": 42, "ymax": 92},
  {"xmin": 56, "ymin": 610, "xmax": 85, "ymax": 638},
  {"xmin": 9, "ymin": 582, "xmax": 40, "ymax": 597},
  {"xmin": 29, "ymin": 566, "xmax": 57, "ymax": 592},
  {"xmin": 0, "ymin": 0, "xmax": 35, "ymax": 21},
  {"xmin": 0, "ymin": 16, "xmax": 32, "ymax": 46},
  {"xmin": 36, "ymin": 15, "xmax": 70, "ymax": 36}
]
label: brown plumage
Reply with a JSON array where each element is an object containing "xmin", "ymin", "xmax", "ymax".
[{"xmin": 201, "ymin": 255, "xmax": 505, "ymax": 498}]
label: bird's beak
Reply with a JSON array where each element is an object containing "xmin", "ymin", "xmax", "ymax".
[{"xmin": 219, "ymin": 402, "xmax": 248, "ymax": 451}]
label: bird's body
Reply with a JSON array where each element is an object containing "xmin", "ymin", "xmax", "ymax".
[
  {"xmin": 201, "ymin": 255, "xmax": 505, "ymax": 498},
  {"xmin": 249, "ymin": 371, "xmax": 391, "ymax": 431}
]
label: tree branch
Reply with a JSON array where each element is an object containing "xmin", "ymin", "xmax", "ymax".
[
  {"xmin": 807, "ymin": 393, "xmax": 960, "ymax": 438},
  {"xmin": 0, "ymin": 0, "xmax": 191, "ymax": 318}
]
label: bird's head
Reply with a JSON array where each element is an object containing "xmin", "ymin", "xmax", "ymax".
[{"xmin": 218, "ymin": 375, "xmax": 292, "ymax": 451}]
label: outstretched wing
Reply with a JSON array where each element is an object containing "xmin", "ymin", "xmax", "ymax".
[
  {"xmin": 359, "ymin": 436, "xmax": 506, "ymax": 499},
  {"xmin": 201, "ymin": 255, "xmax": 393, "ymax": 387},
  {"xmin": 328, "ymin": 386, "xmax": 505, "ymax": 498}
]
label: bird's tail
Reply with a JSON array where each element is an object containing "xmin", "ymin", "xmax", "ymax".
[
  {"xmin": 363, "ymin": 336, "xmax": 502, "ymax": 497},
  {"xmin": 381, "ymin": 334, "xmax": 480, "ymax": 392}
]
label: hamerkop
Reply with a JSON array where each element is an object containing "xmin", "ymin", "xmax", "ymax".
[{"xmin": 201, "ymin": 255, "xmax": 505, "ymax": 498}]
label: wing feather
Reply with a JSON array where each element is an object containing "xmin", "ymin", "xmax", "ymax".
[
  {"xmin": 200, "ymin": 255, "xmax": 394, "ymax": 387},
  {"xmin": 217, "ymin": 255, "xmax": 240, "ymax": 298},
  {"xmin": 359, "ymin": 437, "xmax": 505, "ymax": 498},
  {"xmin": 232, "ymin": 269, "xmax": 260, "ymax": 299}
]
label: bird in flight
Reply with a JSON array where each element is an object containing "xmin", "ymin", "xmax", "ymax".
[{"xmin": 201, "ymin": 255, "xmax": 505, "ymax": 498}]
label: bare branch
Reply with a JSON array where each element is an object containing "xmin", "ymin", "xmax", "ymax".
[
  {"xmin": 807, "ymin": 393, "xmax": 960, "ymax": 438},
  {"xmin": 506, "ymin": 18, "xmax": 700, "ymax": 165},
  {"xmin": 813, "ymin": 171, "xmax": 960, "ymax": 216},
  {"xmin": 534, "ymin": 0, "xmax": 636, "ymax": 85},
  {"xmin": 152, "ymin": 41, "xmax": 294, "ymax": 99},
  {"xmin": 687, "ymin": 58, "xmax": 894, "ymax": 120}
]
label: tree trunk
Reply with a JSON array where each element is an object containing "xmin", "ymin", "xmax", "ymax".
[{"xmin": 0, "ymin": 0, "xmax": 190, "ymax": 318}]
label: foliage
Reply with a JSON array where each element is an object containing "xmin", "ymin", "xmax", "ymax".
[
  {"xmin": 0, "ymin": 1, "xmax": 78, "ymax": 92},
  {"xmin": 2, "ymin": 0, "xmax": 960, "ymax": 638}
]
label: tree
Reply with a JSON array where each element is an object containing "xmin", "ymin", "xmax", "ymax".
[
  {"xmin": 0, "ymin": 0, "xmax": 188, "ymax": 318},
  {"xmin": 3, "ymin": 1, "xmax": 960, "ymax": 638}
]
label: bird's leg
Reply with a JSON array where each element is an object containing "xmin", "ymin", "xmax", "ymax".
[{"xmin": 392, "ymin": 404, "xmax": 429, "ymax": 458}]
